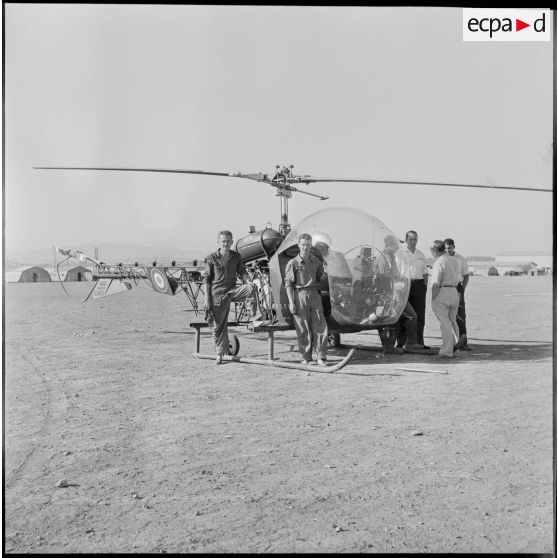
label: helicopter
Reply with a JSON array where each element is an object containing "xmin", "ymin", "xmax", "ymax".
[{"xmin": 35, "ymin": 163, "xmax": 552, "ymax": 372}]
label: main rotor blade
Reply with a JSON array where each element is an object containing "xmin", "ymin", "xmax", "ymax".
[
  {"xmin": 35, "ymin": 166, "xmax": 549, "ymax": 193},
  {"xmin": 33, "ymin": 166, "xmax": 329, "ymax": 199},
  {"xmin": 295, "ymin": 176, "xmax": 552, "ymax": 193},
  {"xmin": 33, "ymin": 166, "xmax": 278, "ymax": 186},
  {"xmin": 33, "ymin": 166, "xmax": 235, "ymax": 177}
]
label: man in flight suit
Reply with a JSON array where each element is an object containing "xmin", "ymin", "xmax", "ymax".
[
  {"xmin": 430, "ymin": 240, "xmax": 467, "ymax": 358},
  {"xmin": 203, "ymin": 230, "xmax": 262, "ymax": 365},
  {"xmin": 285, "ymin": 233, "xmax": 329, "ymax": 366}
]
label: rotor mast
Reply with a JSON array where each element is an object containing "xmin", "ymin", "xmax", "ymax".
[
  {"xmin": 277, "ymin": 188, "xmax": 292, "ymax": 236},
  {"xmin": 272, "ymin": 164, "xmax": 295, "ymax": 236}
]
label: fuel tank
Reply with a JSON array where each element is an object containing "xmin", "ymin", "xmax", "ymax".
[{"xmin": 235, "ymin": 228, "xmax": 283, "ymax": 263}]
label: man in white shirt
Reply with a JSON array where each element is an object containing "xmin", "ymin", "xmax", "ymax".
[
  {"xmin": 396, "ymin": 230, "xmax": 429, "ymax": 349},
  {"xmin": 430, "ymin": 240, "xmax": 467, "ymax": 357},
  {"xmin": 377, "ymin": 235, "xmax": 425, "ymax": 352},
  {"xmin": 444, "ymin": 238, "xmax": 471, "ymax": 350}
]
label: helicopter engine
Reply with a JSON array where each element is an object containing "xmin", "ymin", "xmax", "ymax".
[{"xmin": 234, "ymin": 227, "xmax": 284, "ymax": 322}]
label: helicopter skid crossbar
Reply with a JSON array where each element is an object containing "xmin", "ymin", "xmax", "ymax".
[{"xmin": 190, "ymin": 320, "xmax": 239, "ymax": 353}]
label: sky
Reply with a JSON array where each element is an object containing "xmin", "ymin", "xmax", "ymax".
[{"xmin": 4, "ymin": 4, "xmax": 555, "ymax": 260}]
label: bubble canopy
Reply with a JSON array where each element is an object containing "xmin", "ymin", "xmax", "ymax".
[
  {"xmin": 273, "ymin": 207, "xmax": 411, "ymax": 327},
  {"xmin": 281, "ymin": 207, "xmax": 396, "ymax": 255}
]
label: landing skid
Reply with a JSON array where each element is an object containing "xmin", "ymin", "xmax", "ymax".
[
  {"xmin": 190, "ymin": 320, "xmax": 355, "ymax": 372},
  {"xmin": 192, "ymin": 349, "xmax": 355, "ymax": 373}
]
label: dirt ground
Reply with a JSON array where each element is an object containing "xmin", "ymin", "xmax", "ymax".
[{"xmin": 3, "ymin": 275, "xmax": 554, "ymax": 553}]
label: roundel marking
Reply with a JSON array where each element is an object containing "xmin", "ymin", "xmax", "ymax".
[{"xmin": 150, "ymin": 268, "xmax": 168, "ymax": 292}]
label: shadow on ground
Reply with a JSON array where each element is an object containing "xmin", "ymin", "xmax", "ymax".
[
  {"xmin": 328, "ymin": 341, "xmax": 553, "ymax": 365},
  {"xmin": 163, "ymin": 327, "xmax": 553, "ymax": 366}
]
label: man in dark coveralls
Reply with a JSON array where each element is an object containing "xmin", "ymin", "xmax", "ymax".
[
  {"xmin": 203, "ymin": 230, "xmax": 262, "ymax": 365},
  {"xmin": 285, "ymin": 233, "xmax": 329, "ymax": 366}
]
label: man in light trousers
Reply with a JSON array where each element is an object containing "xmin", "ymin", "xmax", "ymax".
[{"xmin": 430, "ymin": 240, "xmax": 467, "ymax": 358}]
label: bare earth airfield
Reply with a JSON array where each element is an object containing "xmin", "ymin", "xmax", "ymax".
[{"xmin": 4, "ymin": 275, "xmax": 553, "ymax": 553}]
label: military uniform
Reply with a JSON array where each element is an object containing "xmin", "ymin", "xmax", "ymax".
[
  {"xmin": 431, "ymin": 253, "xmax": 460, "ymax": 357},
  {"xmin": 284, "ymin": 254, "xmax": 328, "ymax": 361},
  {"xmin": 203, "ymin": 249, "xmax": 258, "ymax": 355}
]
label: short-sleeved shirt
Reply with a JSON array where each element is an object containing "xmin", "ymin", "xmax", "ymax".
[
  {"xmin": 284, "ymin": 254, "xmax": 326, "ymax": 290},
  {"xmin": 453, "ymin": 252, "xmax": 469, "ymax": 281},
  {"xmin": 431, "ymin": 253, "xmax": 460, "ymax": 287},
  {"xmin": 399, "ymin": 247, "xmax": 428, "ymax": 280},
  {"xmin": 203, "ymin": 249, "xmax": 246, "ymax": 304}
]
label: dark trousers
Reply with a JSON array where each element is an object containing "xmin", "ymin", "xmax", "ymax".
[
  {"xmin": 456, "ymin": 283, "xmax": 467, "ymax": 338},
  {"xmin": 397, "ymin": 279, "xmax": 427, "ymax": 346},
  {"xmin": 292, "ymin": 289, "xmax": 328, "ymax": 360},
  {"xmin": 400, "ymin": 301, "xmax": 418, "ymax": 345},
  {"xmin": 208, "ymin": 283, "xmax": 257, "ymax": 355}
]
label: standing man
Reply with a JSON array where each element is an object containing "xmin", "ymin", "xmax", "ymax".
[
  {"xmin": 444, "ymin": 238, "xmax": 471, "ymax": 350},
  {"xmin": 203, "ymin": 230, "xmax": 262, "ymax": 365},
  {"xmin": 377, "ymin": 235, "xmax": 425, "ymax": 352},
  {"xmin": 430, "ymin": 240, "xmax": 467, "ymax": 358},
  {"xmin": 396, "ymin": 230, "xmax": 429, "ymax": 349},
  {"xmin": 285, "ymin": 233, "xmax": 329, "ymax": 366}
]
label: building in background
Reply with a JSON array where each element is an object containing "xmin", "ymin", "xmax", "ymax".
[
  {"xmin": 467, "ymin": 257, "xmax": 498, "ymax": 277},
  {"xmin": 5, "ymin": 265, "xmax": 52, "ymax": 283},
  {"xmin": 495, "ymin": 251, "xmax": 552, "ymax": 276},
  {"xmin": 5, "ymin": 263, "xmax": 95, "ymax": 283},
  {"xmin": 64, "ymin": 266, "xmax": 92, "ymax": 282},
  {"xmin": 43, "ymin": 265, "xmax": 94, "ymax": 282}
]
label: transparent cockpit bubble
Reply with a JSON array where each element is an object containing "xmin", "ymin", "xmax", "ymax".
[{"xmin": 275, "ymin": 207, "xmax": 410, "ymax": 326}]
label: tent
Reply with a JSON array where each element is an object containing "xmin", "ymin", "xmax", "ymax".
[
  {"xmin": 5, "ymin": 266, "xmax": 52, "ymax": 283},
  {"xmin": 63, "ymin": 266, "xmax": 92, "ymax": 282}
]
